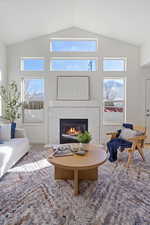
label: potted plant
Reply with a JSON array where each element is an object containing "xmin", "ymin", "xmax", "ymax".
[
  {"xmin": 77, "ymin": 131, "xmax": 92, "ymax": 149},
  {"xmin": 0, "ymin": 81, "xmax": 22, "ymax": 138}
]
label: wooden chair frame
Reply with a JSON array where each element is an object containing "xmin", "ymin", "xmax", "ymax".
[{"xmin": 106, "ymin": 126, "xmax": 146, "ymax": 167}]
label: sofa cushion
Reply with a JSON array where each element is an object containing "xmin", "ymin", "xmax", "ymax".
[
  {"xmin": 0, "ymin": 138, "xmax": 30, "ymax": 178},
  {"xmin": 0, "ymin": 124, "xmax": 11, "ymax": 141}
]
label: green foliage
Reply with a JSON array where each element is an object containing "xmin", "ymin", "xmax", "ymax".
[
  {"xmin": 77, "ymin": 131, "xmax": 92, "ymax": 143},
  {"xmin": 0, "ymin": 81, "xmax": 22, "ymax": 122}
]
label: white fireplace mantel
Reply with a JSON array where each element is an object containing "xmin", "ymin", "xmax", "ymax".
[
  {"xmin": 48, "ymin": 100, "xmax": 101, "ymax": 145},
  {"xmin": 49, "ymin": 100, "xmax": 100, "ymax": 108}
]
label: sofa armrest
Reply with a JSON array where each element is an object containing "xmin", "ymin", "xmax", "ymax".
[{"xmin": 15, "ymin": 128, "xmax": 26, "ymax": 138}]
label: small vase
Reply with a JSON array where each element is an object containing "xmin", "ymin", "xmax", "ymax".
[{"xmin": 80, "ymin": 143, "xmax": 89, "ymax": 151}]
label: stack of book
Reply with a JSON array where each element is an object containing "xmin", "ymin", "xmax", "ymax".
[{"xmin": 51, "ymin": 145, "xmax": 74, "ymax": 157}]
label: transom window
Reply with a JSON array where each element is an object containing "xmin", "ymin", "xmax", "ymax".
[
  {"xmin": 50, "ymin": 58, "xmax": 96, "ymax": 71},
  {"xmin": 20, "ymin": 58, "xmax": 45, "ymax": 71},
  {"xmin": 103, "ymin": 58, "xmax": 127, "ymax": 72},
  {"xmin": 103, "ymin": 78, "xmax": 126, "ymax": 124},
  {"xmin": 50, "ymin": 39, "xmax": 97, "ymax": 52}
]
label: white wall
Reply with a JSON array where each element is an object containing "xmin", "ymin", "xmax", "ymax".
[
  {"xmin": 141, "ymin": 41, "xmax": 150, "ymax": 67},
  {"xmin": 0, "ymin": 41, "xmax": 7, "ymax": 84},
  {"xmin": 7, "ymin": 27, "xmax": 143, "ymax": 144},
  {"xmin": 0, "ymin": 41, "xmax": 7, "ymax": 117}
]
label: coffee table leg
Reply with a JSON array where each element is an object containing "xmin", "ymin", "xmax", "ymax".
[{"xmin": 74, "ymin": 169, "xmax": 79, "ymax": 195}]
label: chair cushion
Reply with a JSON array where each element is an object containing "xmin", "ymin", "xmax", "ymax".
[
  {"xmin": 135, "ymin": 130, "xmax": 144, "ymax": 136},
  {"xmin": 119, "ymin": 128, "xmax": 137, "ymax": 140}
]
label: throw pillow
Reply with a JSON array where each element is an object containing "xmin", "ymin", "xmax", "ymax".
[
  {"xmin": 135, "ymin": 130, "xmax": 144, "ymax": 136},
  {"xmin": 0, "ymin": 124, "xmax": 11, "ymax": 141},
  {"xmin": 119, "ymin": 128, "xmax": 137, "ymax": 140}
]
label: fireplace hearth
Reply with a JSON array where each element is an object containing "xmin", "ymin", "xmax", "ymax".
[{"xmin": 60, "ymin": 119, "xmax": 88, "ymax": 144}]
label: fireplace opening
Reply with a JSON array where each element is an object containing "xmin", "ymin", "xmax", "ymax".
[{"xmin": 60, "ymin": 119, "xmax": 88, "ymax": 144}]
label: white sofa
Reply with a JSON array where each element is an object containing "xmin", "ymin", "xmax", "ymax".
[{"xmin": 0, "ymin": 128, "xmax": 30, "ymax": 178}]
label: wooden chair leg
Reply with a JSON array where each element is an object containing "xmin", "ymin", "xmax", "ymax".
[
  {"xmin": 137, "ymin": 147, "xmax": 145, "ymax": 161},
  {"xmin": 126, "ymin": 150, "xmax": 133, "ymax": 168}
]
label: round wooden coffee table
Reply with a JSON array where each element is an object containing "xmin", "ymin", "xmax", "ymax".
[{"xmin": 48, "ymin": 144, "xmax": 107, "ymax": 195}]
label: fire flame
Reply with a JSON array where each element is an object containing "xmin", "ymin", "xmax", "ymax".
[{"xmin": 66, "ymin": 127, "xmax": 80, "ymax": 136}]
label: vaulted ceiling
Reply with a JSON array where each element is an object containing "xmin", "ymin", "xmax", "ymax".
[{"xmin": 0, "ymin": 0, "xmax": 149, "ymax": 46}]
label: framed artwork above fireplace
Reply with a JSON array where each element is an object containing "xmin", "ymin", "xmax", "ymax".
[{"xmin": 57, "ymin": 76, "xmax": 90, "ymax": 101}]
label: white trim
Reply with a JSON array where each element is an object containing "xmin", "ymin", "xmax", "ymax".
[
  {"xmin": 145, "ymin": 78, "xmax": 150, "ymax": 128},
  {"xmin": 20, "ymin": 57, "xmax": 45, "ymax": 59},
  {"xmin": 103, "ymin": 57, "xmax": 127, "ymax": 72}
]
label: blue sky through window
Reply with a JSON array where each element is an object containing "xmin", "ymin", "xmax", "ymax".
[
  {"xmin": 104, "ymin": 79, "xmax": 124, "ymax": 101},
  {"xmin": 51, "ymin": 59, "xmax": 96, "ymax": 71},
  {"xmin": 21, "ymin": 58, "xmax": 44, "ymax": 71},
  {"xmin": 51, "ymin": 40, "xmax": 97, "ymax": 52},
  {"xmin": 103, "ymin": 59, "xmax": 125, "ymax": 71},
  {"xmin": 24, "ymin": 79, "xmax": 44, "ymax": 100}
]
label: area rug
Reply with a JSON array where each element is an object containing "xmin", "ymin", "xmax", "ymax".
[{"xmin": 0, "ymin": 147, "xmax": 150, "ymax": 225}]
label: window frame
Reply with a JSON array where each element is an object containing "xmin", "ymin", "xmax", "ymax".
[
  {"xmin": 49, "ymin": 38, "xmax": 98, "ymax": 53},
  {"xmin": 0, "ymin": 69, "xmax": 2, "ymax": 117},
  {"xmin": 49, "ymin": 57, "xmax": 97, "ymax": 72},
  {"xmin": 103, "ymin": 57, "xmax": 127, "ymax": 72},
  {"xmin": 20, "ymin": 57, "xmax": 45, "ymax": 72},
  {"xmin": 21, "ymin": 77, "xmax": 45, "ymax": 124},
  {"xmin": 103, "ymin": 77, "xmax": 126, "ymax": 125}
]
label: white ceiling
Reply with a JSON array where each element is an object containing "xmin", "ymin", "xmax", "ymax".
[{"xmin": 0, "ymin": 0, "xmax": 150, "ymax": 46}]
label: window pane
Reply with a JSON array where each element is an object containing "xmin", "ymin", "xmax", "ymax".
[
  {"xmin": 0, "ymin": 96, "xmax": 2, "ymax": 117},
  {"xmin": 21, "ymin": 58, "xmax": 44, "ymax": 71},
  {"xmin": 0, "ymin": 70, "xmax": 2, "ymax": 116},
  {"xmin": 103, "ymin": 101, "xmax": 124, "ymax": 123},
  {"xmin": 103, "ymin": 79, "xmax": 124, "ymax": 101},
  {"xmin": 23, "ymin": 79, "xmax": 44, "ymax": 123},
  {"xmin": 50, "ymin": 59, "xmax": 96, "ymax": 71},
  {"xmin": 51, "ymin": 40, "xmax": 97, "ymax": 52},
  {"xmin": 103, "ymin": 78, "xmax": 125, "ymax": 124},
  {"xmin": 103, "ymin": 59, "xmax": 126, "ymax": 71}
]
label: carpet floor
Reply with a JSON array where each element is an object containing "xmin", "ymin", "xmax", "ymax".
[{"xmin": 0, "ymin": 146, "xmax": 150, "ymax": 225}]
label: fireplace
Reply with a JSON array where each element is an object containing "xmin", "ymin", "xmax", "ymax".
[{"xmin": 60, "ymin": 119, "xmax": 88, "ymax": 144}]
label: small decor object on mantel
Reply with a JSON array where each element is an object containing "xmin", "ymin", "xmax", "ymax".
[{"xmin": 0, "ymin": 81, "xmax": 22, "ymax": 138}]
